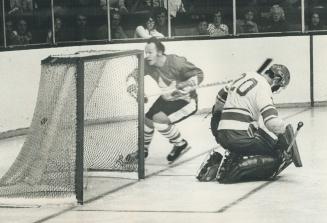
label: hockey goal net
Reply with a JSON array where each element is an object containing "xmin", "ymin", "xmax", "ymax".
[{"xmin": 0, "ymin": 50, "xmax": 145, "ymax": 205}]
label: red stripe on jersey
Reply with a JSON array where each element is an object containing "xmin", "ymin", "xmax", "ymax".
[
  {"xmin": 221, "ymin": 112, "xmax": 254, "ymax": 123},
  {"xmin": 262, "ymin": 107, "xmax": 278, "ymax": 122},
  {"xmin": 264, "ymin": 116, "xmax": 278, "ymax": 124},
  {"xmin": 224, "ymin": 107, "xmax": 252, "ymax": 114}
]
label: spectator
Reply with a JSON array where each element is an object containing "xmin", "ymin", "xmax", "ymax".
[
  {"xmin": 207, "ymin": 10, "xmax": 229, "ymax": 36},
  {"xmin": 134, "ymin": 13, "xmax": 164, "ymax": 38},
  {"xmin": 99, "ymin": 0, "xmax": 128, "ymax": 14},
  {"xmin": 46, "ymin": 17, "xmax": 67, "ymax": 43},
  {"xmin": 5, "ymin": 19, "xmax": 19, "ymax": 45},
  {"xmin": 96, "ymin": 10, "xmax": 127, "ymax": 39},
  {"xmin": 9, "ymin": 0, "xmax": 33, "ymax": 14},
  {"xmin": 122, "ymin": 0, "xmax": 162, "ymax": 13},
  {"xmin": 129, "ymin": 0, "xmax": 154, "ymax": 13},
  {"xmin": 237, "ymin": 9, "xmax": 259, "ymax": 34},
  {"xmin": 183, "ymin": 0, "xmax": 198, "ymax": 12},
  {"xmin": 74, "ymin": 14, "xmax": 89, "ymax": 41},
  {"xmin": 6, "ymin": 20, "xmax": 18, "ymax": 45},
  {"xmin": 263, "ymin": 5, "xmax": 289, "ymax": 32},
  {"xmin": 309, "ymin": 12, "xmax": 324, "ymax": 31},
  {"xmin": 196, "ymin": 19, "xmax": 209, "ymax": 35},
  {"xmin": 123, "ymin": 0, "xmax": 141, "ymax": 13},
  {"xmin": 109, "ymin": 10, "xmax": 128, "ymax": 39},
  {"xmin": 34, "ymin": 0, "xmax": 69, "ymax": 11},
  {"xmin": 16, "ymin": 18, "xmax": 32, "ymax": 44},
  {"xmin": 163, "ymin": 0, "xmax": 185, "ymax": 18},
  {"xmin": 155, "ymin": 7, "xmax": 168, "ymax": 36},
  {"xmin": 146, "ymin": 0, "xmax": 162, "ymax": 7}
]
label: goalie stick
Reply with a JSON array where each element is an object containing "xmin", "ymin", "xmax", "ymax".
[
  {"xmin": 257, "ymin": 58, "xmax": 273, "ymax": 74},
  {"xmin": 272, "ymin": 121, "xmax": 304, "ymax": 178},
  {"xmin": 146, "ymin": 58, "xmax": 273, "ymax": 98}
]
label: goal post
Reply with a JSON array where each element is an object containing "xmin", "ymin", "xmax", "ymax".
[
  {"xmin": 137, "ymin": 52, "xmax": 145, "ymax": 180},
  {"xmin": 0, "ymin": 50, "xmax": 145, "ymax": 205},
  {"xmin": 76, "ymin": 58, "xmax": 85, "ymax": 205}
]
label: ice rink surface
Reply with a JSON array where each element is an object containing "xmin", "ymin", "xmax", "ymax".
[{"xmin": 0, "ymin": 107, "xmax": 326, "ymax": 223}]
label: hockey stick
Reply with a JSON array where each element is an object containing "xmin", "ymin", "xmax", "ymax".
[
  {"xmin": 272, "ymin": 121, "xmax": 304, "ymax": 178},
  {"xmin": 146, "ymin": 58, "xmax": 273, "ymax": 98},
  {"xmin": 287, "ymin": 122, "xmax": 303, "ymax": 153},
  {"xmin": 146, "ymin": 79, "xmax": 233, "ymax": 98},
  {"xmin": 257, "ymin": 58, "xmax": 273, "ymax": 74}
]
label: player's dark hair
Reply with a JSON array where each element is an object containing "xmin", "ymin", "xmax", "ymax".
[
  {"xmin": 147, "ymin": 37, "xmax": 165, "ymax": 54},
  {"xmin": 142, "ymin": 12, "xmax": 156, "ymax": 28}
]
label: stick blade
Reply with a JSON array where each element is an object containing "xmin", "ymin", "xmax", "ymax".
[{"xmin": 285, "ymin": 124, "xmax": 303, "ymax": 167}]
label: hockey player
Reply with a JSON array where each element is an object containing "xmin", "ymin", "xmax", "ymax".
[
  {"xmin": 197, "ymin": 64, "xmax": 300, "ymax": 183},
  {"xmin": 126, "ymin": 37, "xmax": 204, "ymax": 163}
]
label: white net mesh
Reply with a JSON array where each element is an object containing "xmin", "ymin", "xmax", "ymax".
[
  {"xmin": 0, "ymin": 50, "xmax": 143, "ymax": 204},
  {"xmin": 84, "ymin": 56, "xmax": 139, "ymax": 171},
  {"xmin": 0, "ymin": 63, "xmax": 77, "ymax": 199}
]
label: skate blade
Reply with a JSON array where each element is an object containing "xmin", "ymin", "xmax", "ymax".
[{"xmin": 168, "ymin": 146, "xmax": 191, "ymax": 165}]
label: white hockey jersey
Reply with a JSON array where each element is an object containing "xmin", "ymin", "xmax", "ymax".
[{"xmin": 218, "ymin": 72, "xmax": 278, "ymax": 131}]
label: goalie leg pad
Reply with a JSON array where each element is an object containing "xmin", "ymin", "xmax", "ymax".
[
  {"xmin": 276, "ymin": 124, "xmax": 302, "ymax": 167},
  {"xmin": 218, "ymin": 155, "xmax": 279, "ymax": 184},
  {"xmin": 196, "ymin": 151, "xmax": 223, "ymax": 182}
]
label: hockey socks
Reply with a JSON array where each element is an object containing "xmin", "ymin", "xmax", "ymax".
[{"xmin": 154, "ymin": 123, "xmax": 185, "ymax": 146}]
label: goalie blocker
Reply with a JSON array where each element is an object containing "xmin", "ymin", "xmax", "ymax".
[{"xmin": 197, "ymin": 123, "xmax": 303, "ymax": 183}]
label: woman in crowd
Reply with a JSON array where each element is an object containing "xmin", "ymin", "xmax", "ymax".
[{"xmin": 134, "ymin": 13, "xmax": 164, "ymax": 38}]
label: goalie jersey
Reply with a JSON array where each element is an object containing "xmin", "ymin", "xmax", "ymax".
[{"xmin": 217, "ymin": 72, "xmax": 278, "ymax": 131}]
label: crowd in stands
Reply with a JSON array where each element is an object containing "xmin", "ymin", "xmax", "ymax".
[{"xmin": 1, "ymin": 0, "xmax": 327, "ymax": 46}]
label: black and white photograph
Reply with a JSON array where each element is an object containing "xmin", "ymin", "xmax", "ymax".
[{"xmin": 0, "ymin": 0, "xmax": 326, "ymax": 222}]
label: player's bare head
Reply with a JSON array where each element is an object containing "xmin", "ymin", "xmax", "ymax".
[
  {"xmin": 265, "ymin": 64, "xmax": 290, "ymax": 93},
  {"xmin": 145, "ymin": 37, "xmax": 165, "ymax": 66},
  {"xmin": 146, "ymin": 37, "xmax": 165, "ymax": 54}
]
